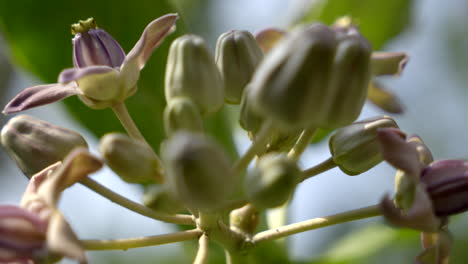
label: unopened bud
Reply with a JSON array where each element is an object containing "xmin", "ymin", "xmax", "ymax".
[
  {"xmin": 164, "ymin": 97, "xmax": 204, "ymax": 136},
  {"xmin": 162, "ymin": 132, "xmax": 234, "ymax": 212},
  {"xmin": 215, "ymin": 30, "xmax": 263, "ymax": 104},
  {"xmin": 99, "ymin": 133, "xmax": 163, "ymax": 183},
  {"xmin": 329, "ymin": 116, "xmax": 398, "ymax": 175},
  {"xmin": 143, "ymin": 185, "xmax": 185, "ymax": 214},
  {"xmin": 245, "ymin": 153, "xmax": 301, "ymax": 209},
  {"xmin": 1, "ymin": 115, "xmax": 88, "ymax": 177},
  {"xmin": 249, "ymin": 24, "xmax": 337, "ymax": 131},
  {"xmin": 165, "ymin": 35, "xmax": 224, "ymax": 115}
]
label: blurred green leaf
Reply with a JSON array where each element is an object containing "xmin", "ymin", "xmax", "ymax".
[
  {"xmin": 0, "ymin": 0, "xmax": 237, "ymax": 156},
  {"xmin": 298, "ymin": 0, "xmax": 413, "ymax": 50}
]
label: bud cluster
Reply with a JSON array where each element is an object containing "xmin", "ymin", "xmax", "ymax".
[{"xmin": 1, "ymin": 13, "xmax": 463, "ymax": 264}]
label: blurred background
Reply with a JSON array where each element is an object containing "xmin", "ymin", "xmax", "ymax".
[{"xmin": 1, "ymin": 0, "xmax": 468, "ymax": 263}]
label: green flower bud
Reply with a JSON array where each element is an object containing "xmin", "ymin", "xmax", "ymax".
[
  {"xmin": 329, "ymin": 116, "xmax": 398, "ymax": 175},
  {"xmin": 162, "ymin": 132, "xmax": 234, "ymax": 212},
  {"xmin": 249, "ymin": 24, "xmax": 337, "ymax": 131},
  {"xmin": 99, "ymin": 133, "xmax": 163, "ymax": 183},
  {"xmin": 245, "ymin": 153, "xmax": 301, "ymax": 209},
  {"xmin": 324, "ymin": 28, "xmax": 372, "ymax": 127},
  {"xmin": 164, "ymin": 97, "xmax": 204, "ymax": 136},
  {"xmin": 143, "ymin": 185, "xmax": 185, "ymax": 214},
  {"xmin": 215, "ymin": 30, "xmax": 263, "ymax": 104},
  {"xmin": 165, "ymin": 35, "xmax": 224, "ymax": 115},
  {"xmin": 1, "ymin": 115, "xmax": 87, "ymax": 177},
  {"xmin": 239, "ymin": 87, "xmax": 264, "ymax": 138}
]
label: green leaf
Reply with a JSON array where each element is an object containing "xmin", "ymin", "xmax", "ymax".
[
  {"xmin": 0, "ymin": 0, "xmax": 237, "ymax": 156},
  {"xmin": 297, "ymin": 0, "xmax": 413, "ymax": 50}
]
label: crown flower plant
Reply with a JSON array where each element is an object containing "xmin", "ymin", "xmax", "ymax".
[{"xmin": 1, "ymin": 10, "xmax": 467, "ymax": 264}]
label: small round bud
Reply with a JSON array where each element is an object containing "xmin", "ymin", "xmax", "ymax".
[
  {"xmin": 164, "ymin": 97, "xmax": 204, "ymax": 136},
  {"xmin": 1, "ymin": 115, "xmax": 87, "ymax": 177},
  {"xmin": 162, "ymin": 132, "xmax": 234, "ymax": 212},
  {"xmin": 143, "ymin": 185, "xmax": 185, "ymax": 214},
  {"xmin": 329, "ymin": 116, "xmax": 398, "ymax": 175},
  {"xmin": 245, "ymin": 153, "xmax": 301, "ymax": 209},
  {"xmin": 249, "ymin": 24, "xmax": 337, "ymax": 131},
  {"xmin": 99, "ymin": 133, "xmax": 163, "ymax": 183},
  {"xmin": 165, "ymin": 35, "xmax": 224, "ymax": 115},
  {"xmin": 239, "ymin": 87, "xmax": 264, "ymax": 137},
  {"xmin": 215, "ymin": 30, "xmax": 263, "ymax": 104}
]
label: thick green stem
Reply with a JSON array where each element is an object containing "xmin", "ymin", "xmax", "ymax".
[
  {"xmin": 252, "ymin": 205, "xmax": 381, "ymax": 243},
  {"xmin": 194, "ymin": 234, "xmax": 210, "ymax": 264},
  {"xmin": 287, "ymin": 128, "xmax": 317, "ymax": 161},
  {"xmin": 80, "ymin": 177, "xmax": 194, "ymax": 225},
  {"xmin": 301, "ymin": 157, "xmax": 337, "ymax": 182},
  {"xmin": 233, "ymin": 120, "xmax": 274, "ymax": 175},
  {"xmin": 82, "ymin": 229, "xmax": 202, "ymax": 250}
]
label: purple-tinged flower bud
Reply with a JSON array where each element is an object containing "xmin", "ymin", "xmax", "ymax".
[
  {"xmin": 329, "ymin": 116, "xmax": 398, "ymax": 175},
  {"xmin": 421, "ymin": 160, "xmax": 468, "ymax": 217},
  {"xmin": 143, "ymin": 185, "xmax": 185, "ymax": 214},
  {"xmin": 71, "ymin": 18, "xmax": 126, "ymax": 68},
  {"xmin": 1, "ymin": 115, "xmax": 88, "ymax": 177},
  {"xmin": 0, "ymin": 205, "xmax": 47, "ymax": 263},
  {"xmin": 99, "ymin": 133, "xmax": 163, "ymax": 184},
  {"xmin": 162, "ymin": 132, "xmax": 234, "ymax": 212},
  {"xmin": 164, "ymin": 97, "xmax": 204, "ymax": 136},
  {"xmin": 165, "ymin": 35, "xmax": 224, "ymax": 115},
  {"xmin": 244, "ymin": 153, "xmax": 301, "ymax": 209},
  {"xmin": 215, "ymin": 30, "xmax": 263, "ymax": 104}
]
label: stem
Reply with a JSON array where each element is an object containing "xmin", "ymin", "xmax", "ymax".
[
  {"xmin": 80, "ymin": 177, "xmax": 194, "ymax": 225},
  {"xmin": 194, "ymin": 234, "xmax": 210, "ymax": 264},
  {"xmin": 225, "ymin": 249, "xmax": 249, "ymax": 264},
  {"xmin": 252, "ymin": 205, "xmax": 381, "ymax": 243},
  {"xmin": 287, "ymin": 128, "xmax": 317, "ymax": 161},
  {"xmin": 112, "ymin": 102, "xmax": 162, "ymax": 164},
  {"xmin": 82, "ymin": 229, "xmax": 202, "ymax": 251},
  {"xmin": 300, "ymin": 157, "xmax": 337, "ymax": 182},
  {"xmin": 233, "ymin": 120, "xmax": 274, "ymax": 175}
]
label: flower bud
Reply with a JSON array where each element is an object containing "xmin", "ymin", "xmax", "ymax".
[
  {"xmin": 244, "ymin": 153, "xmax": 301, "ymax": 209},
  {"xmin": 421, "ymin": 160, "xmax": 468, "ymax": 217},
  {"xmin": 143, "ymin": 185, "xmax": 185, "ymax": 214},
  {"xmin": 215, "ymin": 30, "xmax": 263, "ymax": 104},
  {"xmin": 249, "ymin": 24, "xmax": 337, "ymax": 131},
  {"xmin": 164, "ymin": 97, "xmax": 204, "ymax": 136},
  {"xmin": 162, "ymin": 132, "xmax": 234, "ymax": 212},
  {"xmin": 329, "ymin": 116, "xmax": 398, "ymax": 175},
  {"xmin": 239, "ymin": 87, "xmax": 264, "ymax": 137},
  {"xmin": 71, "ymin": 17, "xmax": 126, "ymax": 68},
  {"xmin": 0, "ymin": 205, "xmax": 47, "ymax": 263},
  {"xmin": 165, "ymin": 35, "xmax": 224, "ymax": 115},
  {"xmin": 1, "ymin": 115, "xmax": 88, "ymax": 177},
  {"xmin": 99, "ymin": 133, "xmax": 163, "ymax": 183}
]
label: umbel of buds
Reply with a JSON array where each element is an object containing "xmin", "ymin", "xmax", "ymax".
[
  {"xmin": 162, "ymin": 132, "xmax": 234, "ymax": 212},
  {"xmin": 215, "ymin": 30, "xmax": 263, "ymax": 104},
  {"xmin": 165, "ymin": 35, "xmax": 224, "ymax": 115},
  {"xmin": 99, "ymin": 133, "xmax": 163, "ymax": 184},
  {"xmin": 245, "ymin": 153, "xmax": 301, "ymax": 209},
  {"xmin": 1, "ymin": 115, "xmax": 88, "ymax": 177},
  {"xmin": 248, "ymin": 23, "xmax": 371, "ymax": 131},
  {"xmin": 329, "ymin": 116, "xmax": 398, "ymax": 175}
]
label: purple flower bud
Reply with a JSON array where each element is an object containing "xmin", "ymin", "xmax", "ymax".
[
  {"xmin": 0, "ymin": 205, "xmax": 47, "ymax": 263},
  {"xmin": 421, "ymin": 160, "xmax": 468, "ymax": 217},
  {"xmin": 72, "ymin": 18, "xmax": 126, "ymax": 68}
]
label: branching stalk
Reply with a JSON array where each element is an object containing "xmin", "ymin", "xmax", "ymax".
[
  {"xmin": 194, "ymin": 234, "xmax": 210, "ymax": 264},
  {"xmin": 233, "ymin": 120, "xmax": 274, "ymax": 175},
  {"xmin": 82, "ymin": 229, "xmax": 202, "ymax": 251},
  {"xmin": 252, "ymin": 205, "xmax": 381, "ymax": 243},
  {"xmin": 301, "ymin": 157, "xmax": 337, "ymax": 182},
  {"xmin": 288, "ymin": 128, "xmax": 317, "ymax": 161},
  {"xmin": 80, "ymin": 177, "xmax": 194, "ymax": 225}
]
